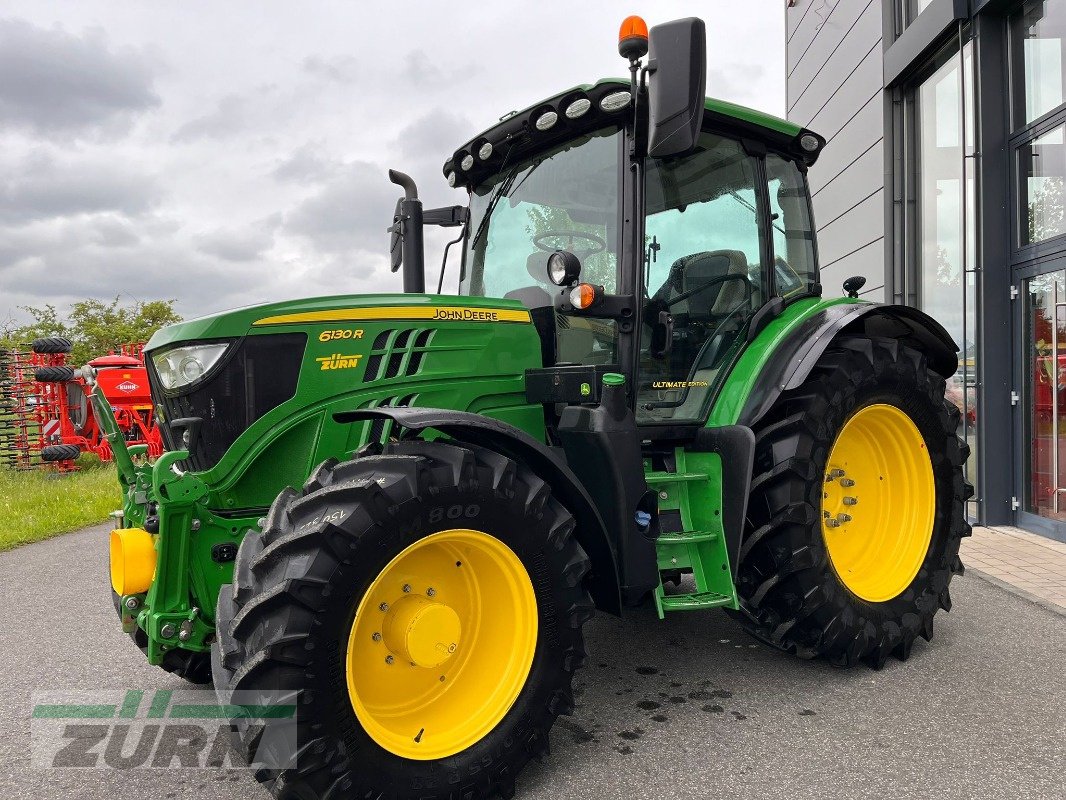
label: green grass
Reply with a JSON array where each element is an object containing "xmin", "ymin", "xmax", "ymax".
[{"xmin": 0, "ymin": 456, "xmax": 122, "ymax": 551}]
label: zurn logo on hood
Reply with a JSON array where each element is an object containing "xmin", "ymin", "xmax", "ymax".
[{"xmin": 316, "ymin": 353, "xmax": 363, "ymax": 371}]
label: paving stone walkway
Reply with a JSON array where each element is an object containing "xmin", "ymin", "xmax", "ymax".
[{"xmin": 963, "ymin": 525, "xmax": 1066, "ymax": 613}]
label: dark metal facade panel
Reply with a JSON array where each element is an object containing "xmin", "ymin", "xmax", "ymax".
[{"xmin": 883, "ymin": 0, "xmax": 969, "ymax": 85}]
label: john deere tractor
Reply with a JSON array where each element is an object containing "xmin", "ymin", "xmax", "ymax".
[{"xmin": 100, "ymin": 15, "xmax": 970, "ymax": 800}]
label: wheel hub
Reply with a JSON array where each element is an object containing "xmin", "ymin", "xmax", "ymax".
[
  {"xmin": 381, "ymin": 595, "xmax": 462, "ymax": 668},
  {"xmin": 820, "ymin": 403, "xmax": 936, "ymax": 602},
  {"xmin": 346, "ymin": 528, "xmax": 538, "ymax": 761}
]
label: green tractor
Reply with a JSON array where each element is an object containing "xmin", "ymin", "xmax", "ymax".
[{"xmin": 100, "ymin": 15, "xmax": 970, "ymax": 800}]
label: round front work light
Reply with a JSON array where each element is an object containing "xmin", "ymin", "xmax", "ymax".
[
  {"xmin": 600, "ymin": 91, "xmax": 632, "ymax": 112},
  {"xmin": 535, "ymin": 111, "xmax": 558, "ymax": 131},
  {"xmin": 546, "ymin": 250, "xmax": 581, "ymax": 287},
  {"xmin": 446, "ymin": 171, "xmax": 457, "ymax": 187},
  {"xmin": 565, "ymin": 98, "xmax": 591, "ymax": 119},
  {"xmin": 478, "ymin": 141, "xmax": 493, "ymax": 160},
  {"xmin": 799, "ymin": 133, "xmax": 820, "ymax": 152},
  {"xmin": 460, "ymin": 153, "xmax": 475, "ymax": 171}
]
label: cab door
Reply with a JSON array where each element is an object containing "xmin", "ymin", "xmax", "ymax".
[{"xmin": 637, "ymin": 133, "xmax": 767, "ymax": 424}]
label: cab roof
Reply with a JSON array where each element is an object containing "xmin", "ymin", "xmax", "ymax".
[{"xmin": 443, "ymin": 78, "xmax": 820, "ymax": 190}]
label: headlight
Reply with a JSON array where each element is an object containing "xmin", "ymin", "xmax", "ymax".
[
  {"xmin": 152, "ymin": 343, "xmax": 230, "ymax": 390},
  {"xmin": 547, "ymin": 250, "xmax": 581, "ymax": 286}
]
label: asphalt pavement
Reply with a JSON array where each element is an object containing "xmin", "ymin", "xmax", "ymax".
[{"xmin": 0, "ymin": 522, "xmax": 1063, "ymax": 800}]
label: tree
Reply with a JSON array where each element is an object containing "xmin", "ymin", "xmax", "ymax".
[{"xmin": 0, "ymin": 298, "xmax": 182, "ymax": 364}]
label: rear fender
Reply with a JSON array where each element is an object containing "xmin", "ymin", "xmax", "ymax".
[
  {"xmin": 737, "ymin": 302, "xmax": 959, "ymax": 427},
  {"xmin": 334, "ymin": 406, "xmax": 622, "ymax": 616}
]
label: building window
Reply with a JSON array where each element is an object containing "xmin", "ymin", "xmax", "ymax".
[
  {"xmin": 1019, "ymin": 123, "xmax": 1066, "ymax": 246},
  {"xmin": 899, "ymin": 0, "xmax": 933, "ymax": 28},
  {"xmin": 1010, "ymin": 0, "xmax": 1066, "ymax": 128},
  {"xmin": 902, "ymin": 33, "xmax": 979, "ymax": 511}
]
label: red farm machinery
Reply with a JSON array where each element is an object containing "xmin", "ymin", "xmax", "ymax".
[{"xmin": 0, "ymin": 337, "xmax": 162, "ymax": 472}]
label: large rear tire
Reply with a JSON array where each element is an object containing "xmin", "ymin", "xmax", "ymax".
[
  {"xmin": 213, "ymin": 440, "xmax": 593, "ymax": 799},
  {"xmin": 734, "ymin": 335, "xmax": 971, "ymax": 668}
]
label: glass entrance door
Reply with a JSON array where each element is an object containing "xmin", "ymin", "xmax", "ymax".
[{"xmin": 1026, "ymin": 270, "xmax": 1066, "ymax": 520}]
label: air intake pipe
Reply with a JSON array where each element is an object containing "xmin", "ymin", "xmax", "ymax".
[{"xmin": 388, "ymin": 170, "xmax": 426, "ymax": 294}]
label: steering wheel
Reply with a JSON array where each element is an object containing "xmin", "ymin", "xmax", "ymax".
[{"xmin": 533, "ymin": 230, "xmax": 606, "ymax": 257}]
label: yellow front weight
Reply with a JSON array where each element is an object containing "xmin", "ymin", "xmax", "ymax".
[{"xmin": 109, "ymin": 527, "xmax": 156, "ymax": 596}]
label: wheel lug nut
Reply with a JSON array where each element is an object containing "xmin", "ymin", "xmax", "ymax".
[
  {"xmin": 379, "ymin": 602, "xmax": 389, "ymax": 612},
  {"xmin": 385, "ymin": 655, "xmax": 394, "ymax": 665},
  {"xmin": 843, "ymin": 497, "xmax": 858, "ymax": 506},
  {"xmin": 402, "ymin": 584, "xmax": 412, "ymax": 593},
  {"xmin": 838, "ymin": 513, "xmax": 852, "ymax": 523},
  {"xmin": 372, "ymin": 632, "xmax": 382, "ymax": 642},
  {"xmin": 828, "ymin": 468, "xmax": 845, "ymax": 480},
  {"xmin": 840, "ymin": 478, "xmax": 855, "ymax": 487},
  {"xmin": 825, "ymin": 518, "xmax": 840, "ymax": 528},
  {"xmin": 426, "ymin": 588, "xmax": 436, "ymax": 597}
]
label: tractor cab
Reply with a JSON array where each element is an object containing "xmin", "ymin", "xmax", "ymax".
[{"xmin": 398, "ymin": 18, "xmax": 827, "ymax": 432}]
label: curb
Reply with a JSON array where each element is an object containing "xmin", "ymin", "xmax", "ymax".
[{"xmin": 965, "ymin": 565, "xmax": 1066, "ymax": 618}]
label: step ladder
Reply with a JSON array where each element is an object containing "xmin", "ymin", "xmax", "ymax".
[{"xmin": 646, "ymin": 451, "xmax": 738, "ymax": 618}]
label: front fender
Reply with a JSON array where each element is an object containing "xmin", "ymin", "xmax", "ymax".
[
  {"xmin": 737, "ymin": 301, "xmax": 959, "ymax": 427},
  {"xmin": 334, "ymin": 406, "xmax": 622, "ymax": 616}
]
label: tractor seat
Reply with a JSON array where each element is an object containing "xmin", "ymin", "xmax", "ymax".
[{"xmin": 652, "ymin": 249, "xmax": 750, "ymax": 319}]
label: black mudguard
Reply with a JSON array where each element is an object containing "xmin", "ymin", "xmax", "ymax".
[
  {"xmin": 737, "ymin": 302, "xmax": 959, "ymax": 428},
  {"xmin": 334, "ymin": 406, "xmax": 623, "ymax": 616}
]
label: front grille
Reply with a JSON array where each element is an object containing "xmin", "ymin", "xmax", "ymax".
[
  {"xmin": 363, "ymin": 328, "xmax": 435, "ymax": 382},
  {"xmin": 152, "ymin": 333, "xmax": 306, "ymax": 471}
]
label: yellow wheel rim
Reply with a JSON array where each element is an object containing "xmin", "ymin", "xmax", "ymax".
[
  {"xmin": 821, "ymin": 403, "xmax": 935, "ymax": 603},
  {"xmin": 346, "ymin": 529, "xmax": 538, "ymax": 760}
]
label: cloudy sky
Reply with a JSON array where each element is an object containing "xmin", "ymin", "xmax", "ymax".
[{"xmin": 0, "ymin": 1, "xmax": 785, "ymax": 324}]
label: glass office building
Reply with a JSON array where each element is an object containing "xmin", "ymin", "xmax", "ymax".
[{"xmin": 786, "ymin": 0, "xmax": 1066, "ymax": 541}]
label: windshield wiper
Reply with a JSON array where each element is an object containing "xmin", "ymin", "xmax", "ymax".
[
  {"xmin": 470, "ymin": 156, "xmax": 547, "ymax": 249},
  {"xmin": 470, "ymin": 164, "xmax": 522, "ymax": 248}
]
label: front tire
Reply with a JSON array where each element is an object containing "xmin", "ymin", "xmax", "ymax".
[
  {"xmin": 735, "ymin": 335, "xmax": 971, "ymax": 668},
  {"xmin": 214, "ymin": 440, "xmax": 593, "ymax": 799}
]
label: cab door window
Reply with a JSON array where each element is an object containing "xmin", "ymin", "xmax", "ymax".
[{"xmin": 638, "ymin": 133, "xmax": 766, "ymax": 424}]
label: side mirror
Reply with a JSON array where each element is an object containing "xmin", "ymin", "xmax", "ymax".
[
  {"xmin": 647, "ymin": 18, "xmax": 706, "ymax": 158},
  {"xmin": 388, "ymin": 198, "xmax": 403, "ymax": 272}
]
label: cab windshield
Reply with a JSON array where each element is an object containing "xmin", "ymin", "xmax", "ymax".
[{"xmin": 461, "ymin": 127, "xmax": 621, "ymax": 365}]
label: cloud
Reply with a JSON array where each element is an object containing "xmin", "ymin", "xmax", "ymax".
[
  {"xmin": 302, "ymin": 54, "xmax": 359, "ymax": 84},
  {"xmin": 171, "ymin": 92, "xmax": 253, "ymax": 142},
  {"xmin": 0, "ymin": 150, "xmax": 160, "ymax": 225},
  {"xmin": 401, "ymin": 50, "xmax": 481, "ymax": 88},
  {"xmin": 284, "ymin": 160, "xmax": 398, "ymax": 256},
  {"xmin": 271, "ymin": 142, "xmax": 341, "ymax": 184},
  {"xmin": 0, "ymin": 18, "xmax": 159, "ymax": 136},
  {"xmin": 197, "ymin": 219, "xmax": 277, "ymax": 263}
]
